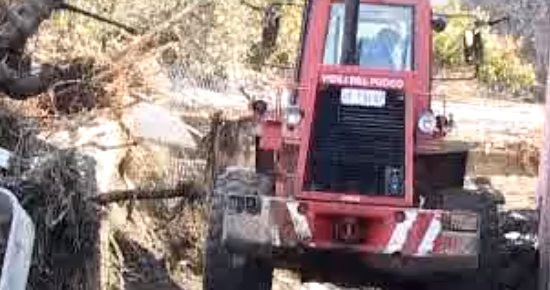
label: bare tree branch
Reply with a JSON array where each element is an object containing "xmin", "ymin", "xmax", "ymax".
[
  {"xmin": 94, "ymin": 1, "xmax": 214, "ymax": 82},
  {"xmin": 240, "ymin": 0, "xmax": 264, "ymax": 12},
  {"xmin": 90, "ymin": 183, "xmax": 206, "ymax": 205}
]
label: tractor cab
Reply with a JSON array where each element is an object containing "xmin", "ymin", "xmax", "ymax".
[
  {"xmin": 254, "ymin": 0, "xmax": 485, "ymax": 203},
  {"xmin": 283, "ymin": 0, "xmax": 437, "ymax": 204}
]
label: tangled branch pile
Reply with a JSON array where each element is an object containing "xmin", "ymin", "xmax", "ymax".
[
  {"xmin": 22, "ymin": 150, "xmax": 100, "ymax": 290},
  {"xmin": 0, "ymin": 104, "xmax": 101, "ymax": 290}
]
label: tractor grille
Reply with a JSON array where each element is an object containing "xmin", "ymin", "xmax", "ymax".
[{"xmin": 304, "ymin": 85, "xmax": 406, "ymax": 197}]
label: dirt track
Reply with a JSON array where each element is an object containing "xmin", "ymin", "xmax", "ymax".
[{"xmin": 432, "ymin": 98, "xmax": 543, "ymax": 209}]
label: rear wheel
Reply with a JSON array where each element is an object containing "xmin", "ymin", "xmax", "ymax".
[
  {"xmin": 203, "ymin": 168, "xmax": 274, "ymax": 290},
  {"xmin": 424, "ymin": 188, "xmax": 499, "ymax": 290}
]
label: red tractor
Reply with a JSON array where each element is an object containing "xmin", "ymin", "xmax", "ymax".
[{"xmin": 203, "ymin": 0, "xmax": 501, "ymax": 289}]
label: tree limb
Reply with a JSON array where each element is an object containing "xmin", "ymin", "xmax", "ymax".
[
  {"xmin": 58, "ymin": 3, "xmax": 138, "ymax": 35},
  {"xmin": 90, "ymin": 183, "xmax": 206, "ymax": 205},
  {"xmin": 241, "ymin": 0, "xmax": 302, "ymax": 11},
  {"xmin": 94, "ymin": 1, "xmax": 214, "ymax": 82},
  {"xmin": 240, "ymin": 0, "xmax": 264, "ymax": 12}
]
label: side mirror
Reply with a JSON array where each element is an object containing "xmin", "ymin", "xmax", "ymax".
[
  {"xmin": 432, "ymin": 15, "xmax": 448, "ymax": 33},
  {"xmin": 463, "ymin": 29, "xmax": 484, "ymax": 65}
]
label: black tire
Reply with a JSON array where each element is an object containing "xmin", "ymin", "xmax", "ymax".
[
  {"xmin": 425, "ymin": 188, "xmax": 499, "ymax": 290},
  {"xmin": 203, "ymin": 168, "xmax": 274, "ymax": 290}
]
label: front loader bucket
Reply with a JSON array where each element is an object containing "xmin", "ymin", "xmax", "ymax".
[{"xmin": 0, "ymin": 187, "xmax": 35, "ymax": 290}]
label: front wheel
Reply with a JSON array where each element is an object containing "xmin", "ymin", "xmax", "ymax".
[
  {"xmin": 424, "ymin": 188, "xmax": 499, "ymax": 290},
  {"xmin": 203, "ymin": 168, "xmax": 274, "ymax": 290}
]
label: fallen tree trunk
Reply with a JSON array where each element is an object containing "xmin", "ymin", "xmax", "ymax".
[{"xmin": 91, "ymin": 183, "xmax": 205, "ymax": 205}]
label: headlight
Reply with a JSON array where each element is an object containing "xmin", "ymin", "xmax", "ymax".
[
  {"xmin": 285, "ymin": 105, "xmax": 302, "ymax": 127},
  {"xmin": 418, "ymin": 111, "xmax": 437, "ymax": 134}
]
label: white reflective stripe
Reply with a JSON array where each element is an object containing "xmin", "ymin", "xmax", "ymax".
[
  {"xmin": 384, "ymin": 211, "xmax": 417, "ymax": 254},
  {"xmin": 287, "ymin": 201, "xmax": 312, "ymax": 240},
  {"xmin": 416, "ymin": 216, "xmax": 442, "ymax": 256},
  {"xmin": 271, "ymin": 226, "xmax": 281, "ymax": 247}
]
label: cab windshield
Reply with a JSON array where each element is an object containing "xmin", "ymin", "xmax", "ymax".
[{"xmin": 323, "ymin": 3, "xmax": 414, "ymax": 71}]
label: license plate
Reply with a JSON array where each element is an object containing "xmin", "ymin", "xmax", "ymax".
[{"xmin": 340, "ymin": 88, "xmax": 386, "ymax": 107}]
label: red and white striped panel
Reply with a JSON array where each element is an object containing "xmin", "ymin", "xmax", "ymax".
[
  {"xmin": 269, "ymin": 199, "xmax": 478, "ymax": 257},
  {"xmin": 384, "ymin": 211, "xmax": 443, "ymax": 256}
]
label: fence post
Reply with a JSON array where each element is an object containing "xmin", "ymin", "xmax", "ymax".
[{"xmin": 538, "ymin": 47, "xmax": 550, "ymax": 290}]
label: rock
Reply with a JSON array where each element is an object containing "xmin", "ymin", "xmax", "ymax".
[{"xmin": 121, "ymin": 103, "xmax": 200, "ymax": 152}]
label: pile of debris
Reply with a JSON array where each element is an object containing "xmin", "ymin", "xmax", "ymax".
[
  {"xmin": 0, "ymin": 104, "xmax": 101, "ymax": 290},
  {"xmin": 0, "ymin": 97, "xmax": 216, "ymax": 289}
]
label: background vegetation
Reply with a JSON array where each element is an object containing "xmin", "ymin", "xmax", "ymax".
[
  {"xmin": 28, "ymin": 0, "xmax": 543, "ymax": 100},
  {"xmin": 433, "ymin": 0, "xmax": 538, "ymax": 95}
]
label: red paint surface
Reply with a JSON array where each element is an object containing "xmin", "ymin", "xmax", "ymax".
[
  {"xmin": 296, "ymin": 201, "xmax": 473, "ymax": 256},
  {"xmin": 402, "ymin": 212, "xmax": 434, "ymax": 255}
]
